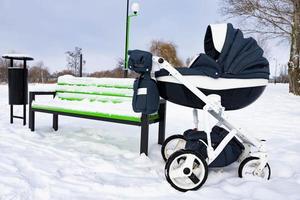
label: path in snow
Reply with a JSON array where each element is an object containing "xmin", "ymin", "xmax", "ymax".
[{"xmin": 0, "ymin": 84, "xmax": 299, "ymax": 200}]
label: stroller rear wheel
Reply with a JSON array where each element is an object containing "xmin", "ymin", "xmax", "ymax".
[
  {"xmin": 165, "ymin": 149, "xmax": 208, "ymax": 192},
  {"xmin": 238, "ymin": 157, "xmax": 271, "ymax": 180},
  {"xmin": 161, "ymin": 134, "xmax": 187, "ymax": 161}
]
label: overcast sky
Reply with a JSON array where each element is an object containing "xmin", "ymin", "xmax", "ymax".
[{"xmin": 0, "ymin": 0, "xmax": 289, "ymax": 75}]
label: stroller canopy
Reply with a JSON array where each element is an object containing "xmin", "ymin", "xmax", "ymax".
[
  {"xmin": 156, "ymin": 23, "xmax": 270, "ymax": 80},
  {"xmin": 193, "ymin": 23, "xmax": 270, "ymax": 79}
]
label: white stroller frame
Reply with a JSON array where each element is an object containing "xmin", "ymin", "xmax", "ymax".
[{"xmin": 152, "ymin": 56, "xmax": 268, "ymax": 176}]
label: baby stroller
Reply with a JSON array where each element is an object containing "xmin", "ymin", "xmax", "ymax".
[{"xmin": 128, "ymin": 23, "xmax": 271, "ymax": 192}]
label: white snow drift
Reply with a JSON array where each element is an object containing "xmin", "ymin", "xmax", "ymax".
[{"xmin": 0, "ymin": 84, "xmax": 299, "ymax": 200}]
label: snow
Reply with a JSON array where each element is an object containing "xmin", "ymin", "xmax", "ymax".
[
  {"xmin": 32, "ymin": 75, "xmax": 138, "ymax": 118},
  {"xmin": 56, "ymin": 92, "xmax": 132, "ymax": 103},
  {"xmin": 56, "ymin": 85, "xmax": 133, "ymax": 97},
  {"xmin": 0, "ymin": 83, "xmax": 300, "ymax": 199},
  {"xmin": 32, "ymin": 97, "xmax": 143, "ymax": 119},
  {"xmin": 58, "ymin": 75, "xmax": 135, "ymax": 88},
  {"xmin": 56, "ymin": 75, "xmax": 134, "ymax": 98},
  {"xmin": 2, "ymin": 54, "xmax": 34, "ymax": 60},
  {"xmin": 29, "ymin": 84, "xmax": 57, "ymax": 92}
]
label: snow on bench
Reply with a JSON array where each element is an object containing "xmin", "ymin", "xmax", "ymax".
[
  {"xmin": 31, "ymin": 75, "xmax": 158, "ymax": 122},
  {"xmin": 29, "ymin": 75, "xmax": 166, "ymax": 155}
]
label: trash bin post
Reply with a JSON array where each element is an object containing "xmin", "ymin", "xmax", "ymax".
[
  {"xmin": 22, "ymin": 59, "xmax": 27, "ymax": 126},
  {"xmin": 2, "ymin": 54, "xmax": 33, "ymax": 126}
]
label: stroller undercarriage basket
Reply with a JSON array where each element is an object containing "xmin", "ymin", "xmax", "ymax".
[{"xmin": 184, "ymin": 126, "xmax": 244, "ymax": 168}]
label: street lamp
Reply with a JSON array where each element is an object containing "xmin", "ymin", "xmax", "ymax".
[
  {"xmin": 124, "ymin": 1, "xmax": 140, "ymax": 78},
  {"xmin": 131, "ymin": 3, "xmax": 140, "ymax": 14}
]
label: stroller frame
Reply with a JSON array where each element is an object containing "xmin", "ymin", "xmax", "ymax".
[{"xmin": 152, "ymin": 56, "xmax": 268, "ymax": 175}]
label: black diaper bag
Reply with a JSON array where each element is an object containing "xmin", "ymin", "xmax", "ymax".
[{"xmin": 132, "ymin": 75, "xmax": 160, "ymax": 115}]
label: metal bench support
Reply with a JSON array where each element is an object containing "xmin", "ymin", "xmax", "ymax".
[
  {"xmin": 53, "ymin": 114, "xmax": 58, "ymax": 131},
  {"xmin": 29, "ymin": 91, "xmax": 166, "ymax": 156},
  {"xmin": 158, "ymin": 101, "xmax": 166, "ymax": 145},
  {"xmin": 140, "ymin": 114, "xmax": 150, "ymax": 155}
]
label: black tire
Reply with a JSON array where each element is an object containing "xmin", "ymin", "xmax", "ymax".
[
  {"xmin": 165, "ymin": 149, "xmax": 208, "ymax": 192},
  {"xmin": 238, "ymin": 157, "xmax": 271, "ymax": 180},
  {"xmin": 161, "ymin": 134, "xmax": 187, "ymax": 161}
]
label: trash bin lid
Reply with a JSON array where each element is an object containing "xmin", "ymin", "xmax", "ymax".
[{"xmin": 2, "ymin": 54, "xmax": 34, "ymax": 61}]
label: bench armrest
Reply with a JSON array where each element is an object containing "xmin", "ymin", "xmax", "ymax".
[{"xmin": 29, "ymin": 91, "xmax": 56, "ymax": 104}]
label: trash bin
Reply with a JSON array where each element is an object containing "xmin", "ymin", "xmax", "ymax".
[
  {"xmin": 2, "ymin": 54, "xmax": 34, "ymax": 125},
  {"xmin": 8, "ymin": 67, "xmax": 28, "ymax": 105}
]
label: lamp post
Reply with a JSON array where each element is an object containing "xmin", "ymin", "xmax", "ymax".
[
  {"xmin": 124, "ymin": 1, "xmax": 139, "ymax": 78},
  {"xmin": 79, "ymin": 53, "xmax": 83, "ymax": 77}
]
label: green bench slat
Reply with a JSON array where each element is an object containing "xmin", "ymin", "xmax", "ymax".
[
  {"xmin": 56, "ymin": 91, "xmax": 132, "ymax": 104},
  {"xmin": 57, "ymin": 82, "xmax": 133, "ymax": 89},
  {"xmin": 57, "ymin": 97, "xmax": 124, "ymax": 104},
  {"xmin": 56, "ymin": 90, "xmax": 132, "ymax": 98},
  {"xmin": 31, "ymin": 105, "xmax": 159, "ymax": 123}
]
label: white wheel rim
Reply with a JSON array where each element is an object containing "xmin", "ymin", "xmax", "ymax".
[
  {"xmin": 242, "ymin": 159, "xmax": 270, "ymax": 180},
  {"xmin": 168, "ymin": 153, "xmax": 206, "ymax": 190},
  {"xmin": 164, "ymin": 138, "xmax": 186, "ymax": 159}
]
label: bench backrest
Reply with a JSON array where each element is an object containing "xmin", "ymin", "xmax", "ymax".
[{"xmin": 55, "ymin": 75, "xmax": 135, "ymax": 104}]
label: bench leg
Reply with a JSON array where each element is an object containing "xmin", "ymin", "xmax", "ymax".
[
  {"xmin": 29, "ymin": 92, "xmax": 35, "ymax": 131},
  {"xmin": 10, "ymin": 105, "xmax": 13, "ymax": 124},
  {"xmin": 53, "ymin": 114, "xmax": 58, "ymax": 131},
  {"xmin": 23, "ymin": 104, "xmax": 26, "ymax": 126},
  {"xmin": 158, "ymin": 102, "xmax": 166, "ymax": 145},
  {"xmin": 29, "ymin": 110, "xmax": 35, "ymax": 131},
  {"xmin": 140, "ymin": 114, "xmax": 149, "ymax": 155}
]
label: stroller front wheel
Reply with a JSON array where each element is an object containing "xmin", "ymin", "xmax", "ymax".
[
  {"xmin": 238, "ymin": 157, "xmax": 271, "ymax": 180},
  {"xmin": 165, "ymin": 149, "xmax": 208, "ymax": 192},
  {"xmin": 161, "ymin": 134, "xmax": 187, "ymax": 161}
]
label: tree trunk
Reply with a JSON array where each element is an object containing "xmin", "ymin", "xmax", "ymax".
[{"xmin": 289, "ymin": 0, "xmax": 300, "ymax": 95}]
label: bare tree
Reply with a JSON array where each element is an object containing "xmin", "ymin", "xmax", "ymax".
[
  {"xmin": 276, "ymin": 64, "xmax": 289, "ymax": 83},
  {"xmin": 89, "ymin": 58, "xmax": 137, "ymax": 78},
  {"xmin": 150, "ymin": 40, "xmax": 183, "ymax": 67},
  {"xmin": 66, "ymin": 47, "xmax": 85, "ymax": 77},
  {"xmin": 185, "ymin": 56, "xmax": 194, "ymax": 67},
  {"xmin": 51, "ymin": 69, "xmax": 75, "ymax": 79},
  {"xmin": 220, "ymin": 0, "xmax": 300, "ymax": 95},
  {"xmin": 0, "ymin": 58, "xmax": 8, "ymax": 83},
  {"xmin": 28, "ymin": 62, "xmax": 50, "ymax": 83},
  {"xmin": 89, "ymin": 68, "xmax": 124, "ymax": 78}
]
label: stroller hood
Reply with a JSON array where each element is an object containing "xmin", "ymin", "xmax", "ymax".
[{"xmin": 203, "ymin": 23, "xmax": 270, "ymax": 79}]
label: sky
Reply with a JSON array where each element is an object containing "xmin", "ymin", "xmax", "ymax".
[{"xmin": 0, "ymin": 0, "xmax": 289, "ymax": 76}]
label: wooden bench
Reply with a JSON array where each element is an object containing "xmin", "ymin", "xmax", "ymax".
[{"xmin": 29, "ymin": 75, "xmax": 166, "ymax": 155}]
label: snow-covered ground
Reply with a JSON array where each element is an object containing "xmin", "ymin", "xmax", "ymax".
[{"xmin": 0, "ymin": 84, "xmax": 300, "ymax": 200}]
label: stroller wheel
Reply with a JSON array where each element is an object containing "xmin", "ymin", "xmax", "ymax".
[
  {"xmin": 165, "ymin": 150, "xmax": 208, "ymax": 192},
  {"xmin": 238, "ymin": 157, "xmax": 271, "ymax": 180},
  {"xmin": 161, "ymin": 135, "xmax": 187, "ymax": 161}
]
